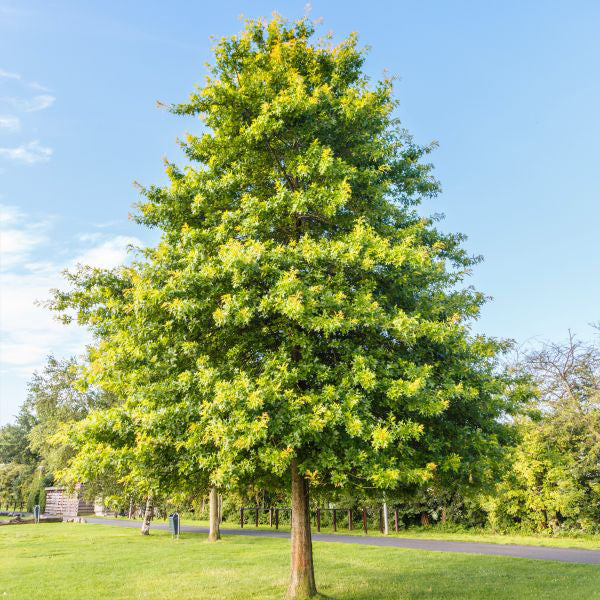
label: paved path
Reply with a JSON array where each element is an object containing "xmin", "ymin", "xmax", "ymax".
[{"xmin": 86, "ymin": 517, "xmax": 600, "ymax": 565}]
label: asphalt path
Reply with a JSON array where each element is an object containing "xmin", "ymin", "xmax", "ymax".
[{"xmin": 86, "ymin": 517, "xmax": 600, "ymax": 564}]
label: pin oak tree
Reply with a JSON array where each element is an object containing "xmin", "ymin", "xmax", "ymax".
[{"xmin": 52, "ymin": 16, "xmax": 526, "ymax": 599}]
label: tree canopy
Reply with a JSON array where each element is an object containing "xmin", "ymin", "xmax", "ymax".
[{"xmin": 49, "ymin": 16, "xmax": 530, "ymax": 598}]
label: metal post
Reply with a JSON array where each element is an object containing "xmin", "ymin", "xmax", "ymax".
[
  {"xmin": 317, "ymin": 508, "xmax": 321, "ymax": 532},
  {"xmin": 362, "ymin": 508, "xmax": 368, "ymax": 534},
  {"xmin": 333, "ymin": 509, "xmax": 337, "ymax": 532},
  {"xmin": 240, "ymin": 507, "xmax": 244, "ymax": 528},
  {"xmin": 394, "ymin": 510, "xmax": 399, "ymax": 533},
  {"xmin": 275, "ymin": 508, "xmax": 279, "ymax": 529}
]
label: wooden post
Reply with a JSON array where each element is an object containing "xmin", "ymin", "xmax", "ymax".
[
  {"xmin": 333, "ymin": 509, "xmax": 337, "ymax": 532},
  {"xmin": 348, "ymin": 509, "xmax": 353, "ymax": 531},
  {"xmin": 255, "ymin": 507, "xmax": 259, "ymax": 527},
  {"xmin": 394, "ymin": 510, "xmax": 399, "ymax": 533},
  {"xmin": 240, "ymin": 507, "xmax": 244, "ymax": 528},
  {"xmin": 362, "ymin": 508, "xmax": 368, "ymax": 535},
  {"xmin": 317, "ymin": 509, "xmax": 321, "ymax": 532},
  {"xmin": 275, "ymin": 508, "xmax": 279, "ymax": 529}
]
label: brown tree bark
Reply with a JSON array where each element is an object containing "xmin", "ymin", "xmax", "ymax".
[
  {"xmin": 288, "ymin": 459, "xmax": 317, "ymax": 599},
  {"xmin": 140, "ymin": 496, "xmax": 153, "ymax": 535},
  {"xmin": 208, "ymin": 486, "xmax": 221, "ymax": 542}
]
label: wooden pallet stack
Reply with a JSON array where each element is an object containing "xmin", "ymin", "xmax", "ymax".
[{"xmin": 44, "ymin": 485, "xmax": 95, "ymax": 517}]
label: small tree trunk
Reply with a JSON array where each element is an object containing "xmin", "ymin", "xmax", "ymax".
[
  {"xmin": 441, "ymin": 506, "xmax": 447, "ymax": 524},
  {"xmin": 208, "ymin": 486, "xmax": 221, "ymax": 542},
  {"xmin": 382, "ymin": 501, "xmax": 389, "ymax": 535},
  {"xmin": 141, "ymin": 496, "xmax": 153, "ymax": 535},
  {"xmin": 128, "ymin": 497, "xmax": 134, "ymax": 520},
  {"xmin": 420, "ymin": 512, "xmax": 430, "ymax": 526},
  {"xmin": 288, "ymin": 459, "xmax": 317, "ymax": 599}
]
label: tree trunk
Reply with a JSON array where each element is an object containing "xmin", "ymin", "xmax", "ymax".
[
  {"xmin": 288, "ymin": 459, "xmax": 317, "ymax": 599},
  {"xmin": 382, "ymin": 501, "xmax": 389, "ymax": 535},
  {"xmin": 420, "ymin": 512, "xmax": 430, "ymax": 526},
  {"xmin": 208, "ymin": 486, "xmax": 221, "ymax": 542},
  {"xmin": 441, "ymin": 506, "xmax": 447, "ymax": 524},
  {"xmin": 141, "ymin": 496, "xmax": 153, "ymax": 535},
  {"xmin": 128, "ymin": 497, "xmax": 134, "ymax": 520}
]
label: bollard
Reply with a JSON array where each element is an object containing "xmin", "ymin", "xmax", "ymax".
[{"xmin": 168, "ymin": 512, "xmax": 180, "ymax": 539}]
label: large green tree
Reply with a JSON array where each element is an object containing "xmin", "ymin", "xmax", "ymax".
[{"xmin": 53, "ymin": 17, "xmax": 527, "ymax": 598}]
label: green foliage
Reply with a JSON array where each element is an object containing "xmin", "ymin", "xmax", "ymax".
[
  {"xmin": 0, "ymin": 355, "xmax": 111, "ymax": 510},
  {"xmin": 0, "ymin": 406, "xmax": 37, "ymax": 465},
  {"xmin": 487, "ymin": 336, "xmax": 600, "ymax": 532},
  {"xmin": 51, "ymin": 17, "xmax": 526, "ymax": 513}
]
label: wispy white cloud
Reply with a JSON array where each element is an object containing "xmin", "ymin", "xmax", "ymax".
[
  {"xmin": 0, "ymin": 68, "xmax": 20, "ymax": 80},
  {"xmin": 23, "ymin": 94, "xmax": 55, "ymax": 112},
  {"xmin": 70, "ymin": 235, "xmax": 141, "ymax": 269},
  {"xmin": 0, "ymin": 203, "xmax": 23, "ymax": 224},
  {"xmin": 76, "ymin": 232, "xmax": 103, "ymax": 243},
  {"xmin": 0, "ymin": 114, "xmax": 20, "ymax": 131},
  {"xmin": 0, "ymin": 204, "xmax": 143, "ymax": 422},
  {"xmin": 0, "ymin": 94, "xmax": 56, "ymax": 112},
  {"xmin": 0, "ymin": 203, "xmax": 48, "ymax": 268},
  {"xmin": 28, "ymin": 81, "xmax": 50, "ymax": 92},
  {"xmin": 0, "ymin": 140, "xmax": 52, "ymax": 164}
]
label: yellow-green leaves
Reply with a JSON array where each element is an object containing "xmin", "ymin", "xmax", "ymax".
[{"xmin": 50, "ymin": 16, "xmax": 524, "ymax": 505}]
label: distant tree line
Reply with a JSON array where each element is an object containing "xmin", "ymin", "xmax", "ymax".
[{"xmin": 2, "ymin": 332, "xmax": 598, "ymax": 533}]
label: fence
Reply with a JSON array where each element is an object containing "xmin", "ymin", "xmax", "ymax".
[{"xmin": 238, "ymin": 507, "xmax": 402, "ymax": 534}]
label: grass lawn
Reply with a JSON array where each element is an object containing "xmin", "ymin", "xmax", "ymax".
[
  {"xmin": 1, "ymin": 523, "xmax": 599, "ymax": 599},
  {"xmin": 98, "ymin": 514, "xmax": 600, "ymax": 551}
]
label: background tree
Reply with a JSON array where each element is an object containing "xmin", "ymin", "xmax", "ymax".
[
  {"xmin": 489, "ymin": 334, "xmax": 600, "ymax": 531},
  {"xmin": 0, "ymin": 355, "xmax": 110, "ymax": 512}
]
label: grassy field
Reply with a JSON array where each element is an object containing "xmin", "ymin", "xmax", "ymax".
[
  {"xmin": 99, "ymin": 514, "xmax": 600, "ymax": 551},
  {"xmin": 1, "ymin": 523, "xmax": 600, "ymax": 599}
]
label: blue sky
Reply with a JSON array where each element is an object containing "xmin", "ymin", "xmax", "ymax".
[{"xmin": 1, "ymin": 1, "xmax": 599, "ymax": 423}]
